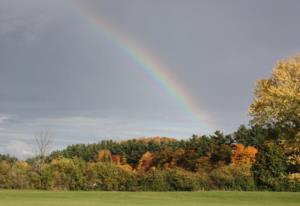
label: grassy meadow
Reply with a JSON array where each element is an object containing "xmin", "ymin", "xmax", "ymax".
[{"xmin": 0, "ymin": 191, "xmax": 299, "ymax": 206}]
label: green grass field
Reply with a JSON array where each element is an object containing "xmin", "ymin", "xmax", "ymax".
[{"xmin": 0, "ymin": 190, "xmax": 299, "ymax": 206}]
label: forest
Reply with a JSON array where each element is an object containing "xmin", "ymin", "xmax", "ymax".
[{"xmin": 0, "ymin": 55, "xmax": 299, "ymax": 191}]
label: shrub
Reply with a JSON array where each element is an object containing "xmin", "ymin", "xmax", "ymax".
[
  {"xmin": 196, "ymin": 170, "xmax": 214, "ymax": 190},
  {"xmin": 285, "ymin": 173, "xmax": 300, "ymax": 192},
  {"xmin": 166, "ymin": 168, "xmax": 202, "ymax": 191},
  {"xmin": 139, "ymin": 169, "xmax": 170, "ymax": 191},
  {"xmin": 86, "ymin": 162, "xmax": 137, "ymax": 191},
  {"xmin": 209, "ymin": 166, "xmax": 234, "ymax": 190},
  {"xmin": 230, "ymin": 165, "xmax": 256, "ymax": 191}
]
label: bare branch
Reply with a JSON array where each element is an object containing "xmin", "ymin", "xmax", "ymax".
[{"xmin": 34, "ymin": 131, "xmax": 53, "ymax": 158}]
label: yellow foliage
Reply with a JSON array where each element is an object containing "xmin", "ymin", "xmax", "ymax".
[
  {"xmin": 249, "ymin": 54, "xmax": 300, "ymax": 170},
  {"xmin": 249, "ymin": 54, "xmax": 300, "ymax": 128},
  {"xmin": 0, "ymin": 161, "xmax": 10, "ymax": 174},
  {"xmin": 95, "ymin": 150, "xmax": 112, "ymax": 163},
  {"xmin": 14, "ymin": 161, "xmax": 30, "ymax": 170},
  {"xmin": 288, "ymin": 173, "xmax": 300, "ymax": 183},
  {"xmin": 284, "ymin": 132, "xmax": 300, "ymax": 166}
]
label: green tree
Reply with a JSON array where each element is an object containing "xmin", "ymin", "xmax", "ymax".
[
  {"xmin": 209, "ymin": 131, "xmax": 232, "ymax": 164},
  {"xmin": 252, "ymin": 141, "xmax": 287, "ymax": 191},
  {"xmin": 0, "ymin": 154, "xmax": 17, "ymax": 164},
  {"xmin": 233, "ymin": 125, "xmax": 267, "ymax": 147}
]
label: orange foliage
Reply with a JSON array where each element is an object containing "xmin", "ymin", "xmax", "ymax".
[
  {"xmin": 231, "ymin": 144, "xmax": 258, "ymax": 166},
  {"xmin": 118, "ymin": 164, "xmax": 133, "ymax": 173},
  {"xmin": 136, "ymin": 151, "xmax": 153, "ymax": 173}
]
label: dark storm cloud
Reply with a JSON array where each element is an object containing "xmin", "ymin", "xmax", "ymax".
[{"xmin": 0, "ymin": 0, "xmax": 300, "ymax": 158}]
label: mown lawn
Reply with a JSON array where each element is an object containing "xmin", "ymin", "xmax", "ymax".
[{"xmin": 0, "ymin": 190, "xmax": 299, "ymax": 206}]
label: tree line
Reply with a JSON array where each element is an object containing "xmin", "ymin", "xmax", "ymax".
[{"xmin": 0, "ymin": 55, "xmax": 299, "ymax": 191}]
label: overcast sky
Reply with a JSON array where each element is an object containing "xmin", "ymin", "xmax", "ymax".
[{"xmin": 1, "ymin": 0, "xmax": 300, "ymax": 158}]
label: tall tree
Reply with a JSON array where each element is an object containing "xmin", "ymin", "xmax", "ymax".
[
  {"xmin": 249, "ymin": 54, "xmax": 300, "ymax": 176},
  {"xmin": 249, "ymin": 54, "xmax": 300, "ymax": 133}
]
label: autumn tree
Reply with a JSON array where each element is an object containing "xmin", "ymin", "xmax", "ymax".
[
  {"xmin": 95, "ymin": 150, "xmax": 112, "ymax": 163},
  {"xmin": 0, "ymin": 161, "xmax": 11, "ymax": 188},
  {"xmin": 136, "ymin": 152, "xmax": 154, "ymax": 173},
  {"xmin": 111, "ymin": 154, "xmax": 121, "ymax": 165},
  {"xmin": 231, "ymin": 144, "xmax": 258, "ymax": 167},
  {"xmin": 11, "ymin": 161, "xmax": 31, "ymax": 189},
  {"xmin": 285, "ymin": 132, "xmax": 300, "ymax": 174},
  {"xmin": 249, "ymin": 54, "xmax": 300, "ymax": 178},
  {"xmin": 152, "ymin": 148, "xmax": 175, "ymax": 169},
  {"xmin": 249, "ymin": 54, "xmax": 300, "ymax": 134}
]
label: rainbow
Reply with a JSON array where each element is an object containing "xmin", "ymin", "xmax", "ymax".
[{"xmin": 70, "ymin": 1, "xmax": 213, "ymax": 133}]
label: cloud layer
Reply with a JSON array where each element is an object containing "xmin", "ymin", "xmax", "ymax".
[{"xmin": 1, "ymin": 0, "xmax": 300, "ymax": 158}]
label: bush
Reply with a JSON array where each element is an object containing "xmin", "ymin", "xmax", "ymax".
[
  {"xmin": 139, "ymin": 169, "xmax": 170, "ymax": 191},
  {"xmin": 230, "ymin": 165, "xmax": 256, "ymax": 191},
  {"xmin": 86, "ymin": 162, "xmax": 137, "ymax": 191},
  {"xmin": 210, "ymin": 166, "xmax": 234, "ymax": 190},
  {"xmin": 166, "ymin": 168, "xmax": 202, "ymax": 191},
  {"xmin": 285, "ymin": 173, "xmax": 300, "ymax": 192},
  {"xmin": 209, "ymin": 164, "xmax": 256, "ymax": 191}
]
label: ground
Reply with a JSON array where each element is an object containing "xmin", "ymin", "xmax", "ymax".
[{"xmin": 0, "ymin": 190, "xmax": 299, "ymax": 206}]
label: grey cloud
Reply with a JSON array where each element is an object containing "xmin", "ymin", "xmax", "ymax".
[{"xmin": 0, "ymin": 0, "xmax": 300, "ymax": 158}]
